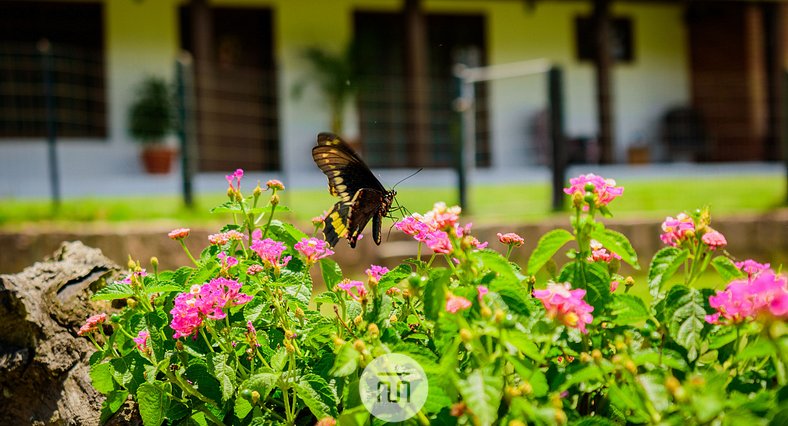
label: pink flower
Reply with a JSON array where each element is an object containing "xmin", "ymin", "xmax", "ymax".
[
  {"xmin": 294, "ymin": 237, "xmax": 334, "ymax": 264},
  {"xmin": 395, "ymin": 216, "xmax": 432, "ymax": 242},
  {"xmin": 311, "ymin": 211, "xmax": 327, "ymax": 226},
  {"xmin": 706, "ymin": 270, "xmax": 788, "ymax": 325},
  {"xmin": 337, "ymin": 280, "xmax": 367, "ymax": 301},
  {"xmin": 660, "ymin": 213, "xmax": 695, "ymax": 246},
  {"xmin": 251, "ymin": 237, "xmax": 291, "ymax": 271},
  {"xmin": 170, "ymin": 278, "xmax": 252, "ymax": 339},
  {"xmin": 133, "ymin": 330, "xmax": 149, "ymax": 351},
  {"xmin": 702, "ymin": 230, "xmax": 727, "ymax": 250},
  {"xmin": 533, "ymin": 283, "xmax": 594, "ymax": 334},
  {"xmin": 497, "ymin": 232, "xmax": 524, "ymax": 247},
  {"xmin": 563, "ymin": 174, "xmax": 624, "ymax": 210},
  {"xmin": 423, "ymin": 202, "xmax": 461, "ymax": 231},
  {"xmin": 446, "ymin": 294, "xmax": 472, "ymax": 313},
  {"xmin": 588, "ymin": 240, "xmax": 621, "ymax": 263},
  {"xmin": 168, "ymin": 228, "xmax": 191, "ymax": 240},
  {"xmin": 208, "ymin": 230, "xmax": 247, "ymax": 246},
  {"xmin": 425, "ymin": 230, "xmax": 452, "ymax": 254},
  {"xmin": 217, "ymin": 252, "xmax": 238, "ymax": 270},
  {"xmin": 458, "ymin": 223, "xmax": 488, "ymax": 250},
  {"xmin": 477, "ymin": 285, "xmax": 488, "ymax": 301},
  {"xmin": 266, "ymin": 179, "xmax": 285, "ymax": 191},
  {"xmin": 120, "ymin": 269, "xmax": 147, "ymax": 285},
  {"xmin": 246, "ymin": 264, "xmax": 263, "ymax": 275},
  {"xmin": 735, "ymin": 259, "xmax": 771, "ymax": 280},
  {"xmin": 226, "ymin": 169, "xmax": 244, "ymax": 192},
  {"xmin": 78, "ymin": 313, "xmax": 107, "ymax": 336},
  {"xmin": 610, "ymin": 281, "xmax": 619, "ymax": 292},
  {"xmin": 365, "ymin": 265, "xmax": 389, "ymax": 282}
]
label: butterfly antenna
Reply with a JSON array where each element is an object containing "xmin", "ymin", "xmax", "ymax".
[{"xmin": 391, "ymin": 168, "xmax": 423, "ymax": 189}]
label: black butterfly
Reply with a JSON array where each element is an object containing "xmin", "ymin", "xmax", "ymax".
[{"xmin": 312, "ymin": 132, "xmax": 396, "ymax": 248}]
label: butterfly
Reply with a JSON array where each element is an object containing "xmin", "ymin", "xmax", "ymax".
[{"xmin": 312, "ymin": 132, "xmax": 396, "ymax": 248}]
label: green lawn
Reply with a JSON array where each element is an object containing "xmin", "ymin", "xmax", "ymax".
[{"xmin": 0, "ymin": 175, "xmax": 784, "ymax": 227}]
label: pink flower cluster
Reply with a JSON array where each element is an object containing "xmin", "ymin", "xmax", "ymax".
[
  {"xmin": 168, "ymin": 228, "xmax": 191, "ymax": 240},
  {"xmin": 588, "ymin": 240, "xmax": 621, "ymax": 263},
  {"xmin": 217, "ymin": 252, "xmax": 238, "ymax": 271},
  {"xmin": 78, "ymin": 313, "xmax": 107, "ymax": 336},
  {"xmin": 294, "ymin": 237, "xmax": 334, "ymax": 264},
  {"xmin": 659, "ymin": 213, "xmax": 695, "ymax": 246},
  {"xmin": 395, "ymin": 203, "xmax": 487, "ymax": 254},
  {"xmin": 477, "ymin": 285, "xmax": 488, "ymax": 301},
  {"xmin": 133, "ymin": 330, "xmax": 149, "ymax": 351},
  {"xmin": 736, "ymin": 259, "xmax": 771, "ymax": 280},
  {"xmin": 701, "ymin": 230, "xmax": 727, "ymax": 250},
  {"xmin": 563, "ymin": 173, "xmax": 624, "ymax": 210},
  {"xmin": 226, "ymin": 168, "xmax": 244, "ymax": 192},
  {"xmin": 208, "ymin": 230, "xmax": 247, "ymax": 246},
  {"xmin": 266, "ymin": 179, "xmax": 285, "ymax": 191},
  {"xmin": 533, "ymin": 283, "xmax": 595, "ymax": 334},
  {"xmin": 120, "ymin": 269, "xmax": 147, "ymax": 285},
  {"xmin": 446, "ymin": 293, "xmax": 472, "ymax": 313},
  {"xmin": 337, "ymin": 279, "xmax": 367, "ymax": 301},
  {"xmin": 365, "ymin": 265, "xmax": 389, "ymax": 282},
  {"xmin": 170, "ymin": 278, "xmax": 252, "ymax": 339},
  {"xmin": 705, "ymin": 270, "xmax": 788, "ymax": 325},
  {"xmin": 250, "ymin": 229, "xmax": 291, "ymax": 272},
  {"xmin": 497, "ymin": 232, "xmax": 524, "ymax": 247}
]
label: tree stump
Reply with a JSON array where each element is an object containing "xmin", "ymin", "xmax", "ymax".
[{"xmin": 0, "ymin": 241, "xmax": 124, "ymax": 425}]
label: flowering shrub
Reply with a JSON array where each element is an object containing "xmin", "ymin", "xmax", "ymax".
[{"xmin": 83, "ymin": 170, "xmax": 787, "ymax": 425}]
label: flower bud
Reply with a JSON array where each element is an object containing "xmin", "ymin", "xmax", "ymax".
[
  {"xmin": 150, "ymin": 257, "xmax": 159, "ymax": 269},
  {"xmin": 353, "ymin": 315, "xmax": 363, "ymax": 327},
  {"xmin": 251, "ymin": 390, "xmax": 260, "ymax": 404},
  {"xmin": 270, "ymin": 193, "xmax": 280, "ymax": 206},
  {"xmin": 332, "ymin": 335, "xmax": 345, "ymax": 348},
  {"xmin": 367, "ymin": 323, "xmax": 379, "ymax": 339},
  {"xmin": 295, "ymin": 307, "xmax": 305, "ymax": 320},
  {"xmin": 459, "ymin": 328, "xmax": 473, "ymax": 343},
  {"xmin": 555, "ymin": 409, "xmax": 568, "ymax": 425},
  {"xmin": 583, "ymin": 193, "xmax": 595, "ymax": 205},
  {"xmin": 494, "ymin": 309, "xmax": 505, "ymax": 324},
  {"xmin": 284, "ymin": 340, "xmax": 295, "ymax": 353},
  {"xmin": 480, "ymin": 306, "xmax": 492, "ymax": 318},
  {"xmin": 625, "ymin": 360, "xmax": 637, "ymax": 374},
  {"xmin": 227, "ymin": 187, "xmax": 235, "ymax": 200},
  {"xmin": 580, "ymin": 352, "xmax": 592, "ymax": 363},
  {"xmin": 389, "ymin": 314, "xmax": 398, "ymax": 323},
  {"xmin": 506, "ymin": 386, "xmax": 522, "ymax": 398},
  {"xmin": 253, "ymin": 182, "xmax": 262, "ymax": 198},
  {"xmin": 625, "ymin": 276, "xmax": 635, "ymax": 287},
  {"xmin": 353, "ymin": 339, "xmax": 366, "ymax": 353},
  {"xmin": 509, "ymin": 421, "xmax": 526, "ymax": 426},
  {"xmin": 518, "ymin": 382, "xmax": 532, "ymax": 396},
  {"xmin": 127, "ymin": 257, "xmax": 137, "ymax": 270}
]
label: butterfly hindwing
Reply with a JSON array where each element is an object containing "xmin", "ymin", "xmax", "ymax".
[{"xmin": 312, "ymin": 133, "xmax": 395, "ymax": 248}]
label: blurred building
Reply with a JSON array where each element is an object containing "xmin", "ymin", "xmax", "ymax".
[{"xmin": 0, "ymin": 0, "xmax": 784, "ymax": 188}]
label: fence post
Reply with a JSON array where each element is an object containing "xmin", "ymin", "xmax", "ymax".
[
  {"xmin": 548, "ymin": 66, "xmax": 566, "ymax": 211},
  {"xmin": 38, "ymin": 39, "xmax": 61, "ymax": 208},
  {"xmin": 176, "ymin": 53, "xmax": 197, "ymax": 208}
]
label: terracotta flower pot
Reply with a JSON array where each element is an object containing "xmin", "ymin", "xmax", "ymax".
[{"xmin": 141, "ymin": 146, "xmax": 177, "ymax": 174}]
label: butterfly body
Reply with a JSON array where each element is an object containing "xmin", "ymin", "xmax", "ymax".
[{"xmin": 312, "ymin": 132, "xmax": 396, "ymax": 248}]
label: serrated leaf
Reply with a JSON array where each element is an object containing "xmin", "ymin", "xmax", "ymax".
[
  {"xmin": 559, "ymin": 261, "xmax": 611, "ymax": 311},
  {"xmin": 589, "ymin": 227, "xmax": 639, "ymax": 268},
  {"xmin": 475, "ymin": 250, "xmax": 519, "ymax": 286},
  {"xmin": 319, "ymin": 258, "xmax": 343, "ymax": 289},
  {"xmin": 609, "ymin": 294, "xmax": 649, "ymax": 325},
  {"xmin": 505, "ymin": 330, "xmax": 544, "ymax": 363},
  {"xmin": 294, "ymin": 374, "xmax": 338, "ymax": 418},
  {"xmin": 574, "ymin": 418, "xmax": 617, "ymax": 426},
  {"xmin": 527, "ymin": 229, "xmax": 574, "ymax": 275},
  {"xmin": 92, "ymin": 282, "xmax": 133, "ymax": 301},
  {"xmin": 137, "ymin": 382, "xmax": 169, "ymax": 426},
  {"xmin": 330, "ymin": 342, "xmax": 359, "ymax": 377},
  {"xmin": 234, "ymin": 396, "xmax": 253, "ymax": 420},
  {"xmin": 145, "ymin": 283, "xmax": 182, "ymax": 294},
  {"xmin": 667, "ymin": 286, "xmax": 707, "ymax": 362},
  {"xmin": 242, "ymin": 369, "xmax": 278, "ymax": 400},
  {"xmin": 648, "ymin": 247, "xmax": 688, "ymax": 301},
  {"xmin": 490, "ymin": 281, "xmax": 533, "ymax": 316},
  {"xmin": 267, "ymin": 219, "xmax": 308, "ymax": 246},
  {"xmin": 377, "ymin": 264, "xmax": 411, "ymax": 292},
  {"xmin": 711, "ymin": 256, "xmax": 745, "ymax": 282},
  {"xmin": 210, "ymin": 200, "xmax": 239, "ymax": 213},
  {"xmin": 99, "ymin": 390, "xmax": 128, "ymax": 424},
  {"xmin": 184, "ymin": 361, "xmax": 221, "ymax": 405},
  {"xmin": 209, "ymin": 352, "xmax": 236, "ymax": 402},
  {"xmin": 457, "ymin": 367, "xmax": 503, "ymax": 426},
  {"xmin": 280, "ymin": 270, "xmax": 312, "ymax": 307},
  {"xmin": 109, "ymin": 353, "xmax": 146, "ymax": 394},
  {"xmin": 90, "ymin": 362, "xmax": 115, "ymax": 394}
]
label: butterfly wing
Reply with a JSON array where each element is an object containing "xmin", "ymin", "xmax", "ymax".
[{"xmin": 313, "ymin": 133, "xmax": 389, "ymax": 248}]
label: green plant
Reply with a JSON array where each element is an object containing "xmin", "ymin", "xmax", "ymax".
[
  {"xmin": 128, "ymin": 76, "xmax": 174, "ymax": 144},
  {"xmin": 292, "ymin": 45, "xmax": 357, "ymax": 134},
  {"xmin": 82, "ymin": 170, "xmax": 787, "ymax": 425}
]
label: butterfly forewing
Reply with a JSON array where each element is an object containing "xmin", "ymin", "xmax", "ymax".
[{"xmin": 312, "ymin": 132, "xmax": 394, "ymax": 248}]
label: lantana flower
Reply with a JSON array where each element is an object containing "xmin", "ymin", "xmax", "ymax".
[
  {"xmin": 660, "ymin": 213, "xmax": 695, "ymax": 246},
  {"xmin": 78, "ymin": 313, "xmax": 107, "ymax": 336},
  {"xmin": 497, "ymin": 232, "xmax": 524, "ymax": 247},
  {"xmin": 701, "ymin": 229, "xmax": 727, "ymax": 250},
  {"xmin": 170, "ymin": 278, "xmax": 252, "ymax": 339},
  {"xmin": 133, "ymin": 330, "xmax": 149, "ymax": 351},
  {"xmin": 294, "ymin": 237, "xmax": 334, "ymax": 265},
  {"xmin": 266, "ymin": 179, "xmax": 285, "ymax": 191},
  {"xmin": 226, "ymin": 168, "xmax": 244, "ymax": 192},
  {"xmin": 735, "ymin": 259, "xmax": 771, "ymax": 281},
  {"xmin": 477, "ymin": 285, "xmax": 489, "ymax": 301},
  {"xmin": 208, "ymin": 230, "xmax": 247, "ymax": 246},
  {"xmin": 446, "ymin": 293, "xmax": 472, "ymax": 313},
  {"xmin": 705, "ymin": 270, "xmax": 788, "ymax": 325},
  {"xmin": 168, "ymin": 228, "xmax": 191, "ymax": 240},
  {"xmin": 395, "ymin": 203, "xmax": 487, "ymax": 254},
  {"xmin": 533, "ymin": 283, "xmax": 594, "ymax": 334},
  {"xmin": 337, "ymin": 279, "xmax": 367, "ymax": 301},
  {"xmin": 365, "ymin": 265, "xmax": 389, "ymax": 283},
  {"xmin": 250, "ymin": 230, "xmax": 291, "ymax": 272},
  {"xmin": 588, "ymin": 240, "xmax": 621, "ymax": 263},
  {"xmin": 563, "ymin": 173, "xmax": 623, "ymax": 210}
]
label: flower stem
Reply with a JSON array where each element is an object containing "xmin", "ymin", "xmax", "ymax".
[{"xmin": 179, "ymin": 240, "xmax": 199, "ymax": 266}]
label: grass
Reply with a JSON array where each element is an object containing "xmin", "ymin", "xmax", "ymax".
[{"xmin": 0, "ymin": 175, "xmax": 784, "ymax": 228}]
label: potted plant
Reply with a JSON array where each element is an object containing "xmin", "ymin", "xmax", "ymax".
[{"xmin": 128, "ymin": 76, "xmax": 176, "ymax": 174}]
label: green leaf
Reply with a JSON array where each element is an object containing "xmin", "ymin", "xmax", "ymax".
[
  {"xmin": 377, "ymin": 264, "xmax": 411, "ymax": 292},
  {"xmin": 267, "ymin": 219, "xmax": 308, "ymax": 246},
  {"xmin": 573, "ymin": 418, "xmax": 617, "ymax": 426},
  {"xmin": 475, "ymin": 250, "xmax": 519, "ymax": 286},
  {"xmin": 527, "ymin": 229, "xmax": 574, "ymax": 275},
  {"xmin": 559, "ymin": 261, "xmax": 611, "ymax": 312},
  {"xmin": 92, "ymin": 282, "xmax": 133, "ymax": 301},
  {"xmin": 648, "ymin": 247, "xmax": 688, "ymax": 301},
  {"xmin": 505, "ymin": 330, "xmax": 544, "ymax": 363},
  {"xmin": 507, "ymin": 356, "xmax": 548, "ymax": 397},
  {"xmin": 711, "ymin": 256, "xmax": 745, "ymax": 282},
  {"xmin": 110, "ymin": 353, "xmax": 146, "ymax": 394},
  {"xmin": 234, "ymin": 396, "xmax": 253, "ymax": 420},
  {"xmin": 294, "ymin": 374, "xmax": 338, "ymax": 419},
  {"xmin": 736, "ymin": 339, "xmax": 775, "ymax": 361},
  {"xmin": 330, "ymin": 342, "xmax": 359, "ymax": 377},
  {"xmin": 90, "ymin": 362, "xmax": 115, "ymax": 394},
  {"xmin": 242, "ymin": 369, "xmax": 278, "ymax": 400},
  {"xmin": 144, "ymin": 283, "xmax": 182, "ymax": 294},
  {"xmin": 423, "ymin": 269, "xmax": 449, "ymax": 322},
  {"xmin": 456, "ymin": 367, "xmax": 503, "ymax": 426},
  {"xmin": 609, "ymin": 294, "xmax": 649, "ymax": 326},
  {"xmin": 319, "ymin": 258, "xmax": 343, "ymax": 289},
  {"xmin": 589, "ymin": 227, "xmax": 639, "ymax": 268},
  {"xmin": 99, "ymin": 390, "xmax": 129, "ymax": 425},
  {"xmin": 209, "ymin": 352, "xmax": 236, "ymax": 402},
  {"xmin": 137, "ymin": 382, "xmax": 169, "ymax": 426},
  {"xmin": 667, "ymin": 285, "xmax": 707, "ymax": 362},
  {"xmin": 280, "ymin": 270, "xmax": 312, "ymax": 307}
]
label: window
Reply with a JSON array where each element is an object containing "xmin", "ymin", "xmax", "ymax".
[
  {"xmin": 0, "ymin": 2, "xmax": 106, "ymax": 138},
  {"xmin": 575, "ymin": 16, "xmax": 634, "ymax": 63},
  {"xmin": 354, "ymin": 12, "xmax": 490, "ymax": 168}
]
